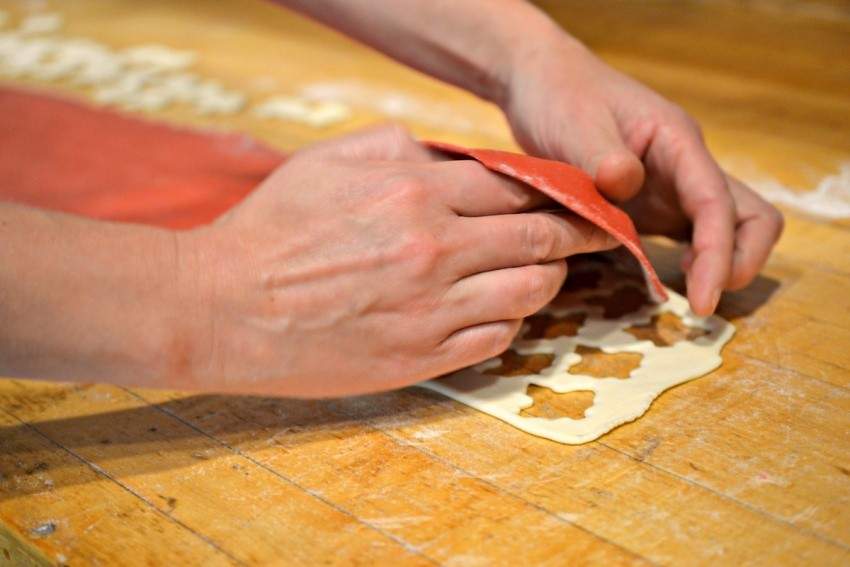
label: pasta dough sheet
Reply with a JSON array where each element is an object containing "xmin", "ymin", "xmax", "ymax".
[{"xmin": 420, "ymin": 257, "xmax": 735, "ymax": 444}]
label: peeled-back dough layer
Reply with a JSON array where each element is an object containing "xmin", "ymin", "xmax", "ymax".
[{"xmin": 427, "ymin": 141, "xmax": 668, "ymax": 303}]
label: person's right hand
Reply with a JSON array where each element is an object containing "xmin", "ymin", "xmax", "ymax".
[{"xmin": 177, "ymin": 125, "xmax": 619, "ymax": 398}]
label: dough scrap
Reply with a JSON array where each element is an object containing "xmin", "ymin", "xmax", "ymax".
[
  {"xmin": 0, "ymin": 12, "xmax": 248, "ymax": 116},
  {"xmin": 420, "ymin": 260, "xmax": 734, "ymax": 444},
  {"xmin": 120, "ymin": 44, "xmax": 196, "ymax": 71},
  {"xmin": 0, "ymin": 10, "xmax": 355, "ymax": 126},
  {"xmin": 253, "ymin": 95, "xmax": 351, "ymax": 127}
]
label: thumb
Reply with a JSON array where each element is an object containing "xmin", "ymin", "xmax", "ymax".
[
  {"xmin": 301, "ymin": 123, "xmax": 433, "ymax": 163},
  {"xmin": 557, "ymin": 110, "xmax": 645, "ymax": 202}
]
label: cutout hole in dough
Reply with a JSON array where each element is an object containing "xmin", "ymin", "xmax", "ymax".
[
  {"xmin": 586, "ymin": 286, "xmax": 649, "ymax": 319},
  {"xmin": 520, "ymin": 386, "xmax": 594, "ymax": 420},
  {"xmin": 550, "ymin": 292, "xmax": 588, "ymax": 310},
  {"xmin": 523, "ymin": 312, "xmax": 587, "ymax": 340},
  {"xmin": 624, "ymin": 312, "xmax": 708, "ymax": 346},
  {"xmin": 562, "ymin": 268, "xmax": 603, "ymax": 292},
  {"xmin": 568, "ymin": 346, "xmax": 642, "ymax": 379},
  {"xmin": 483, "ymin": 350, "xmax": 554, "ymax": 377}
]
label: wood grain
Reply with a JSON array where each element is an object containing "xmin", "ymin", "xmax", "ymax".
[{"xmin": 1, "ymin": 0, "xmax": 849, "ymax": 564}]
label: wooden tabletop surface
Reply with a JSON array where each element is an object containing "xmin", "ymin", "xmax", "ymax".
[{"xmin": 1, "ymin": 1, "xmax": 848, "ymax": 565}]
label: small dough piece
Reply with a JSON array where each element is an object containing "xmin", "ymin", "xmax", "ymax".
[
  {"xmin": 253, "ymin": 95, "xmax": 351, "ymax": 127},
  {"xmin": 0, "ymin": 35, "xmax": 56, "ymax": 77},
  {"xmin": 120, "ymin": 44, "xmax": 196, "ymax": 72},
  {"xmin": 192, "ymin": 80, "xmax": 246, "ymax": 114},
  {"xmin": 0, "ymin": 15, "xmax": 247, "ymax": 116},
  {"xmin": 93, "ymin": 68, "xmax": 159, "ymax": 105},
  {"xmin": 420, "ymin": 262, "xmax": 734, "ymax": 444}
]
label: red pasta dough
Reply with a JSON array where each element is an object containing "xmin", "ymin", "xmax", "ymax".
[
  {"xmin": 0, "ymin": 87, "xmax": 284, "ymax": 229},
  {"xmin": 426, "ymin": 141, "xmax": 668, "ymax": 302}
]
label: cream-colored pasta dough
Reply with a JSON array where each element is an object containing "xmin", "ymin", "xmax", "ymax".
[{"xmin": 420, "ymin": 260, "xmax": 735, "ymax": 444}]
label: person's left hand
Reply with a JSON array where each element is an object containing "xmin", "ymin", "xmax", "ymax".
[{"xmin": 500, "ymin": 36, "xmax": 784, "ymax": 315}]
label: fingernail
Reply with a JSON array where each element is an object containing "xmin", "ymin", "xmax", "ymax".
[
  {"xmin": 681, "ymin": 248, "xmax": 694, "ymax": 272},
  {"xmin": 709, "ymin": 288, "xmax": 721, "ymax": 314}
]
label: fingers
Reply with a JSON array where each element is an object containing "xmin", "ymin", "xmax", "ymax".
[
  {"xmin": 302, "ymin": 123, "xmax": 435, "ymax": 163},
  {"xmin": 554, "ymin": 106, "xmax": 645, "ymax": 201},
  {"xmin": 682, "ymin": 191, "xmax": 735, "ymax": 316},
  {"xmin": 424, "ymin": 261, "xmax": 570, "ymax": 379},
  {"xmin": 425, "ymin": 160, "xmax": 552, "ymax": 216},
  {"xmin": 451, "ymin": 211, "xmax": 619, "ymax": 276},
  {"xmin": 442, "ymin": 260, "xmax": 568, "ymax": 330},
  {"xmin": 679, "ymin": 175, "xmax": 783, "ymax": 294},
  {"xmin": 725, "ymin": 175, "xmax": 784, "ymax": 290},
  {"xmin": 653, "ymin": 128, "xmax": 736, "ymax": 316},
  {"xmin": 433, "ymin": 319, "xmax": 524, "ymax": 375},
  {"xmin": 306, "ymin": 129, "xmax": 556, "ymax": 216}
]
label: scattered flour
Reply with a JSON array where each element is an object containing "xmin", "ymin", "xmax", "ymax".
[
  {"xmin": 121, "ymin": 44, "xmax": 196, "ymax": 71},
  {"xmin": 299, "ymin": 80, "xmax": 505, "ymax": 137},
  {"xmin": 556, "ymin": 512, "xmax": 581, "ymax": 523},
  {"xmin": 253, "ymin": 95, "xmax": 350, "ymax": 127},
  {"xmin": 0, "ymin": 15, "xmax": 246, "ymax": 115},
  {"xmin": 0, "ymin": 12, "xmax": 371, "ymax": 122},
  {"xmin": 749, "ymin": 164, "xmax": 850, "ymax": 220},
  {"xmin": 409, "ymin": 427, "xmax": 446, "ymax": 441},
  {"xmin": 1, "ymin": 10, "xmax": 510, "ymax": 133}
]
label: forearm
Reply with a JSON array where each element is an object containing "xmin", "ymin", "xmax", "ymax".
[
  {"xmin": 278, "ymin": 0, "xmax": 574, "ymax": 105},
  {"xmin": 0, "ymin": 204, "xmax": 204, "ymax": 388}
]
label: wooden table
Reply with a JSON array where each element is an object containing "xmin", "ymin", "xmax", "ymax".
[{"xmin": 1, "ymin": 1, "xmax": 848, "ymax": 564}]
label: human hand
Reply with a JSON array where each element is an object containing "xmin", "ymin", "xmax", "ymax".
[
  {"xmin": 501, "ymin": 36, "xmax": 783, "ymax": 315},
  {"xmin": 179, "ymin": 126, "xmax": 619, "ymax": 397}
]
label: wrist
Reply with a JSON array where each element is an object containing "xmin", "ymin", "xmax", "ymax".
[
  {"xmin": 496, "ymin": 16, "xmax": 591, "ymax": 108},
  {"xmin": 159, "ymin": 226, "xmax": 220, "ymax": 391}
]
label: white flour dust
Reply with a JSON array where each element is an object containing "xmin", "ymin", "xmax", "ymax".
[
  {"xmin": 298, "ymin": 80, "xmax": 506, "ymax": 137},
  {"xmin": 749, "ymin": 164, "xmax": 850, "ymax": 220}
]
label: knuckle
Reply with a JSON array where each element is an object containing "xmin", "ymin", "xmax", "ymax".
[
  {"xmin": 392, "ymin": 178, "xmax": 427, "ymax": 202},
  {"xmin": 505, "ymin": 186, "xmax": 537, "ymax": 211},
  {"xmin": 521, "ymin": 265, "xmax": 560, "ymax": 308},
  {"xmin": 658, "ymin": 106, "xmax": 703, "ymax": 150},
  {"xmin": 459, "ymin": 160, "xmax": 489, "ymax": 178},
  {"xmin": 657, "ymin": 123, "xmax": 691, "ymax": 158},
  {"xmin": 384, "ymin": 123, "xmax": 420, "ymax": 151},
  {"xmin": 486, "ymin": 322, "xmax": 521, "ymax": 357},
  {"xmin": 387, "ymin": 174, "xmax": 431, "ymax": 207},
  {"xmin": 401, "ymin": 230, "xmax": 443, "ymax": 277},
  {"xmin": 462, "ymin": 161, "xmax": 537, "ymax": 208},
  {"xmin": 523, "ymin": 215, "xmax": 558, "ymax": 263},
  {"xmin": 578, "ymin": 223, "xmax": 612, "ymax": 253},
  {"xmin": 668, "ymin": 104, "xmax": 699, "ymax": 132},
  {"xmin": 694, "ymin": 190, "xmax": 735, "ymax": 217}
]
